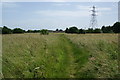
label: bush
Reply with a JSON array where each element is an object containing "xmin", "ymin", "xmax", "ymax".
[
  {"xmin": 65, "ymin": 28, "xmax": 69, "ymax": 33},
  {"xmin": 79, "ymin": 29, "xmax": 85, "ymax": 34},
  {"xmin": 65, "ymin": 27, "xmax": 79, "ymax": 33},
  {"xmin": 2, "ymin": 26, "xmax": 12, "ymax": 34},
  {"xmin": 40, "ymin": 29, "xmax": 49, "ymax": 35},
  {"xmin": 93, "ymin": 28, "xmax": 101, "ymax": 33},
  {"xmin": 86, "ymin": 28, "xmax": 94, "ymax": 33},
  {"xmin": 27, "ymin": 30, "xmax": 34, "ymax": 33},
  {"xmin": 112, "ymin": 22, "xmax": 120, "ymax": 33},
  {"xmin": 101, "ymin": 26, "xmax": 113, "ymax": 33},
  {"xmin": 13, "ymin": 28, "xmax": 25, "ymax": 33}
]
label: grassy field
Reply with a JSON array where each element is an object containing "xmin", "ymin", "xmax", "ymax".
[
  {"xmin": 2, "ymin": 33, "xmax": 119, "ymax": 78},
  {"xmin": 65, "ymin": 34, "xmax": 119, "ymax": 78}
]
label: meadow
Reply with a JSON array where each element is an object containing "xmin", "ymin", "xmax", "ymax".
[{"xmin": 2, "ymin": 33, "xmax": 119, "ymax": 78}]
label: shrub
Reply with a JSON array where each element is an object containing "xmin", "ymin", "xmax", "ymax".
[
  {"xmin": 93, "ymin": 28, "xmax": 101, "ymax": 33},
  {"xmin": 40, "ymin": 29, "xmax": 49, "ymax": 35},
  {"xmin": 79, "ymin": 29, "xmax": 85, "ymax": 34},
  {"xmin": 2, "ymin": 26, "xmax": 12, "ymax": 34},
  {"xmin": 13, "ymin": 28, "xmax": 25, "ymax": 33},
  {"xmin": 65, "ymin": 26, "xmax": 79, "ymax": 33},
  {"xmin": 112, "ymin": 22, "xmax": 120, "ymax": 33},
  {"xmin": 101, "ymin": 26, "xmax": 113, "ymax": 33}
]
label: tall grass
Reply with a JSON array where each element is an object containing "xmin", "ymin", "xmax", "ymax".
[
  {"xmin": 2, "ymin": 33, "xmax": 82, "ymax": 78},
  {"xmin": 65, "ymin": 33, "xmax": 118, "ymax": 78},
  {"xmin": 2, "ymin": 33, "xmax": 119, "ymax": 78}
]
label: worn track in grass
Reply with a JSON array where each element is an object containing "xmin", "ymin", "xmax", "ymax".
[{"xmin": 2, "ymin": 33, "xmax": 118, "ymax": 78}]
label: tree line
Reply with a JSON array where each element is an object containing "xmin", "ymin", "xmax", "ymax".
[
  {"xmin": 1, "ymin": 26, "xmax": 49, "ymax": 35},
  {"xmin": 2, "ymin": 27, "xmax": 25, "ymax": 34},
  {"xmin": 1, "ymin": 22, "xmax": 120, "ymax": 34},
  {"xmin": 65, "ymin": 22, "xmax": 120, "ymax": 34}
]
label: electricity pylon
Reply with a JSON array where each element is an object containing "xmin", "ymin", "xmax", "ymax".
[{"xmin": 89, "ymin": 6, "xmax": 98, "ymax": 29}]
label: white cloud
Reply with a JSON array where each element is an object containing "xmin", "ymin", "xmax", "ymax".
[
  {"xmin": 98, "ymin": 7, "xmax": 112, "ymax": 11},
  {"xmin": 35, "ymin": 4, "xmax": 112, "ymax": 18},
  {"xmin": 2, "ymin": 2, "xmax": 19, "ymax": 8},
  {"xmin": 36, "ymin": 10, "xmax": 89, "ymax": 17},
  {"xmin": 76, "ymin": 5, "xmax": 91, "ymax": 10},
  {"xmin": 54, "ymin": 3, "xmax": 71, "ymax": 6},
  {"xmin": 76, "ymin": 5, "xmax": 112, "ymax": 11}
]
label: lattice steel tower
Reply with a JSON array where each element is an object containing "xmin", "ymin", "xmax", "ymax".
[{"xmin": 89, "ymin": 6, "xmax": 98, "ymax": 29}]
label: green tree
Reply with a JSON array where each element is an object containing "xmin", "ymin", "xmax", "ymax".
[
  {"xmin": 112, "ymin": 22, "xmax": 120, "ymax": 33},
  {"xmin": 86, "ymin": 28, "xmax": 94, "ymax": 33},
  {"xmin": 27, "ymin": 30, "xmax": 33, "ymax": 33},
  {"xmin": 33, "ymin": 30, "xmax": 40, "ymax": 33},
  {"xmin": 101, "ymin": 26, "xmax": 113, "ymax": 33},
  {"xmin": 59, "ymin": 29, "xmax": 63, "ymax": 32},
  {"xmin": 68, "ymin": 27, "xmax": 79, "ymax": 33},
  {"xmin": 65, "ymin": 28, "xmax": 69, "ymax": 33},
  {"xmin": 93, "ymin": 28, "xmax": 101, "ymax": 33},
  {"xmin": 56, "ymin": 29, "xmax": 59, "ymax": 32},
  {"xmin": 13, "ymin": 28, "xmax": 25, "ymax": 33},
  {"xmin": 40, "ymin": 29, "xmax": 49, "ymax": 35},
  {"xmin": 2, "ymin": 26, "xmax": 12, "ymax": 34},
  {"xmin": 79, "ymin": 29, "xmax": 85, "ymax": 34}
]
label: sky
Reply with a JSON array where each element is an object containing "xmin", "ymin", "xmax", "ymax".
[
  {"xmin": 1, "ymin": 0, "xmax": 120, "ymax": 2},
  {"xmin": 118, "ymin": 1, "xmax": 120, "ymax": 22},
  {"xmin": 1, "ymin": 2, "xmax": 118, "ymax": 30}
]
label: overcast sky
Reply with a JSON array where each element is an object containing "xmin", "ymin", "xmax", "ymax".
[
  {"xmin": 1, "ymin": 0, "xmax": 120, "ymax": 2},
  {"xmin": 2, "ymin": 2, "xmax": 118, "ymax": 30}
]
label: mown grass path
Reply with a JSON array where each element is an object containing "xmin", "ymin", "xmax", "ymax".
[
  {"xmin": 59, "ymin": 34, "xmax": 89, "ymax": 78},
  {"xmin": 59, "ymin": 34, "xmax": 77, "ymax": 78}
]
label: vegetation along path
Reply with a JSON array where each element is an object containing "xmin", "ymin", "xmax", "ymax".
[
  {"xmin": 3, "ymin": 33, "xmax": 118, "ymax": 78},
  {"xmin": 55, "ymin": 34, "xmax": 89, "ymax": 78},
  {"xmin": 2, "ymin": 33, "xmax": 89, "ymax": 78}
]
